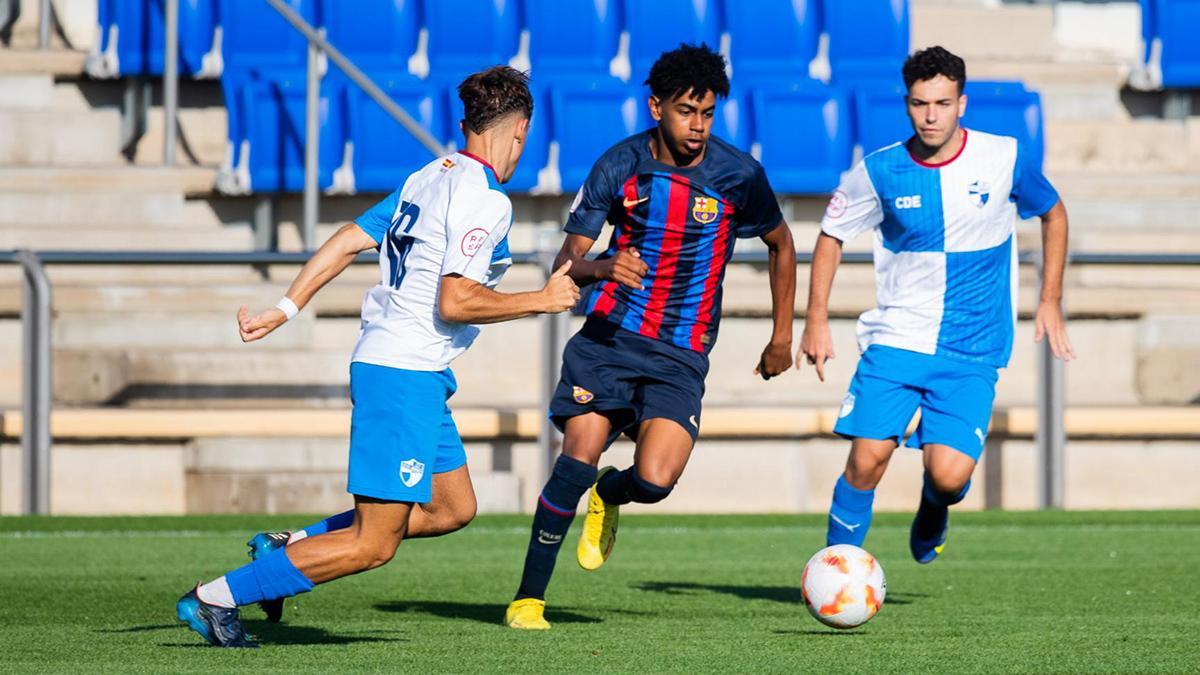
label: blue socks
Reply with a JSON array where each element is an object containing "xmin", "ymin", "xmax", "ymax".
[
  {"xmin": 225, "ymin": 549, "xmax": 314, "ymax": 606},
  {"xmin": 595, "ymin": 467, "xmax": 673, "ymax": 505},
  {"xmin": 826, "ymin": 475, "xmax": 875, "ymax": 547},
  {"xmin": 298, "ymin": 510, "xmax": 355, "ymax": 538},
  {"xmin": 515, "ymin": 454, "xmax": 597, "ymax": 601}
]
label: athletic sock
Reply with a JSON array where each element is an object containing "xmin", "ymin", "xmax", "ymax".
[
  {"xmin": 596, "ymin": 467, "xmax": 672, "ymax": 505},
  {"xmin": 196, "ymin": 576, "xmax": 236, "ymax": 609},
  {"xmin": 290, "ymin": 509, "xmax": 355, "ymax": 543},
  {"xmin": 514, "ymin": 455, "xmax": 597, "ymax": 601},
  {"xmin": 222, "ymin": 549, "xmax": 315, "ymax": 606},
  {"xmin": 826, "ymin": 475, "xmax": 875, "ymax": 547},
  {"xmin": 914, "ymin": 475, "xmax": 970, "ymax": 540}
]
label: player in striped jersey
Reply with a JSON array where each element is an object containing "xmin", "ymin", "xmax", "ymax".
[{"xmin": 506, "ymin": 44, "xmax": 797, "ymax": 629}]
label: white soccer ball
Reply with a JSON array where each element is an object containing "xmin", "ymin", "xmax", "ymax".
[{"xmin": 801, "ymin": 544, "xmax": 886, "ymax": 629}]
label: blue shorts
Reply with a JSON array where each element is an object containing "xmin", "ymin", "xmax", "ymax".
[
  {"xmin": 833, "ymin": 345, "xmax": 999, "ymax": 461},
  {"xmin": 346, "ymin": 362, "xmax": 467, "ymax": 503},
  {"xmin": 549, "ymin": 318, "xmax": 708, "ymax": 447}
]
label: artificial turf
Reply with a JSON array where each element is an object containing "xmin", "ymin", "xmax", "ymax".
[{"xmin": 0, "ymin": 511, "xmax": 1197, "ymax": 673}]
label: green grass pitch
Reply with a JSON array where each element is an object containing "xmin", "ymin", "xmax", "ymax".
[{"xmin": 1, "ymin": 511, "xmax": 1197, "ymax": 673}]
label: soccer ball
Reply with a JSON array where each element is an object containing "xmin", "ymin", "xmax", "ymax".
[{"xmin": 801, "ymin": 544, "xmax": 886, "ymax": 629}]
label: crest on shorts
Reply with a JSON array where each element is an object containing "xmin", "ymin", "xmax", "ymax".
[
  {"xmin": 968, "ymin": 180, "xmax": 990, "ymax": 208},
  {"xmin": 572, "ymin": 386, "xmax": 595, "ymax": 404},
  {"xmin": 692, "ymin": 196, "xmax": 719, "ymax": 224},
  {"xmin": 839, "ymin": 392, "xmax": 856, "ymax": 419},
  {"xmin": 399, "ymin": 458, "xmax": 425, "ymax": 488}
]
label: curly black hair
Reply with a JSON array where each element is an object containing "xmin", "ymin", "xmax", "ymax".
[
  {"xmin": 645, "ymin": 43, "xmax": 729, "ymax": 101},
  {"xmin": 902, "ymin": 46, "xmax": 966, "ymax": 94},
  {"xmin": 458, "ymin": 66, "xmax": 534, "ymax": 134}
]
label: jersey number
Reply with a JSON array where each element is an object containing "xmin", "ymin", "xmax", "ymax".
[{"xmin": 386, "ymin": 201, "xmax": 421, "ymax": 290}]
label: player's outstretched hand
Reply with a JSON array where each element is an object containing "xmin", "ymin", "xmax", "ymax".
[
  {"xmin": 541, "ymin": 260, "xmax": 581, "ymax": 313},
  {"xmin": 754, "ymin": 339, "xmax": 793, "ymax": 380},
  {"xmin": 605, "ymin": 247, "xmax": 648, "ymax": 290},
  {"xmin": 1034, "ymin": 299, "xmax": 1076, "ymax": 361},
  {"xmin": 797, "ymin": 318, "xmax": 835, "ymax": 382},
  {"xmin": 237, "ymin": 305, "xmax": 287, "ymax": 343}
]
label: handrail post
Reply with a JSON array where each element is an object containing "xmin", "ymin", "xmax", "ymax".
[
  {"xmin": 163, "ymin": 0, "xmax": 180, "ymax": 166},
  {"xmin": 38, "ymin": 0, "xmax": 51, "ymax": 49},
  {"xmin": 18, "ymin": 251, "xmax": 52, "ymax": 515},
  {"xmin": 302, "ymin": 32, "xmax": 321, "ymax": 250},
  {"xmin": 537, "ymin": 238, "xmax": 566, "ymax": 483},
  {"xmin": 1035, "ymin": 252, "xmax": 1065, "ymax": 509}
]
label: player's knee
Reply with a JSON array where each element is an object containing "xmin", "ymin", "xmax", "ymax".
[
  {"xmin": 349, "ymin": 536, "xmax": 401, "ymax": 571},
  {"xmin": 629, "ymin": 470, "xmax": 673, "ymax": 504},
  {"xmin": 845, "ymin": 454, "xmax": 887, "ymax": 489},
  {"xmin": 926, "ymin": 472, "xmax": 969, "ymax": 501},
  {"xmin": 445, "ymin": 497, "xmax": 477, "ymax": 533}
]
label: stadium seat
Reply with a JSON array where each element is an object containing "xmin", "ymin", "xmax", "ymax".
[
  {"xmin": 346, "ymin": 74, "xmax": 447, "ymax": 193},
  {"xmin": 525, "ymin": 0, "xmax": 623, "ymax": 80},
  {"xmin": 444, "ymin": 82, "xmax": 552, "ymax": 193},
  {"xmin": 322, "ymin": 0, "xmax": 421, "ymax": 75},
  {"xmin": 822, "ymin": 0, "xmax": 909, "ymax": 87},
  {"xmin": 549, "ymin": 80, "xmax": 643, "ymax": 191},
  {"xmin": 623, "ymin": 0, "xmax": 722, "ymax": 80},
  {"xmin": 852, "ymin": 81, "xmax": 910, "ymax": 155},
  {"xmin": 750, "ymin": 80, "xmax": 851, "ymax": 194},
  {"xmin": 1157, "ymin": 0, "xmax": 1200, "ymax": 87},
  {"xmin": 723, "ymin": 0, "xmax": 821, "ymax": 83},
  {"xmin": 240, "ymin": 71, "xmax": 345, "ymax": 193},
  {"xmin": 634, "ymin": 87, "xmax": 753, "ymax": 153},
  {"xmin": 962, "ymin": 81, "xmax": 1045, "ymax": 168},
  {"xmin": 86, "ymin": 0, "xmax": 220, "ymax": 79},
  {"xmin": 423, "ymin": 0, "xmax": 523, "ymax": 82}
]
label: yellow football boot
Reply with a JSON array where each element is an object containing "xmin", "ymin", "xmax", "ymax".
[
  {"xmin": 504, "ymin": 598, "xmax": 550, "ymax": 630},
  {"xmin": 577, "ymin": 466, "xmax": 620, "ymax": 571}
]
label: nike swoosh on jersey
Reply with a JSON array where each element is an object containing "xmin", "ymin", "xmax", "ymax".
[{"xmin": 622, "ymin": 196, "xmax": 650, "ymax": 208}]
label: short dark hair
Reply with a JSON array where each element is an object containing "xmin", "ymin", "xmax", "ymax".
[
  {"xmin": 645, "ymin": 43, "xmax": 729, "ymax": 102},
  {"xmin": 457, "ymin": 66, "xmax": 533, "ymax": 134},
  {"xmin": 902, "ymin": 46, "xmax": 966, "ymax": 94}
]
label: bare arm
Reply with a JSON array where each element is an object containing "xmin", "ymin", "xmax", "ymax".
[
  {"xmin": 1034, "ymin": 200, "xmax": 1076, "ymax": 360},
  {"xmin": 554, "ymin": 233, "xmax": 648, "ymax": 289},
  {"xmin": 438, "ymin": 260, "xmax": 579, "ymax": 324},
  {"xmin": 754, "ymin": 221, "xmax": 797, "ymax": 379},
  {"xmin": 797, "ymin": 232, "xmax": 844, "ymax": 381},
  {"xmin": 238, "ymin": 222, "xmax": 378, "ymax": 342}
]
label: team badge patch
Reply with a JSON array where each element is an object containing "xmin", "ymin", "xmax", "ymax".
[
  {"xmin": 968, "ymin": 180, "xmax": 991, "ymax": 208},
  {"xmin": 692, "ymin": 196, "xmax": 719, "ymax": 224},
  {"xmin": 399, "ymin": 458, "xmax": 425, "ymax": 488},
  {"xmin": 441, "ymin": 158, "xmax": 455, "ymax": 169},
  {"xmin": 839, "ymin": 392, "xmax": 856, "ymax": 419},
  {"xmin": 572, "ymin": 386, "xmax": 595, "ymax": 404}
]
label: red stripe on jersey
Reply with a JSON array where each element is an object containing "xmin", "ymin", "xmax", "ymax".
[
  {"xmin": 638, "ymin": 177, "xmax": 691, "ymax": 338},
  {"xmin": 690, "ymin": 206, "xmax": 735, "ymax": 351},
  {"xmin": 592, "ymin": 176, "xmax": 640, "ymax": 318}
]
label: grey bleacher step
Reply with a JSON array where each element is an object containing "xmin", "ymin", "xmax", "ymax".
[
  {"xmin": 912, "ymin": 4, "xmax": 1055, "ymax": 61},
  {"xmin": 0, "ymin": 108, "xmax": 120, "ymax": 165},
  {"xmin": 0, "ymin": 49, "xmax": 87, "ymax": 76},
  {"xmin": 0, "ymin": 167, "xmax": 217, "ymax": 227},
  {"xmin": 1046, "ymin": 119, "xmax": 1200, "ymax": 174},
  {"xmin": 53, "ymin": 312, "xmax": 318, "ymax": 351},
  {"xmin": 0, "ymin": 225, "xmax": 254, "ymax": 251},
  {"xmin": 0, "ymin": 75, "xmax": 54, "ymax": 110}
]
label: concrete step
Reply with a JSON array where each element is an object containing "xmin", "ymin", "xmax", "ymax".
[
  {"xmin": 912, "ymin": 4, "xmax": 1055, "ymax": 62},
  {"xmin": 0, "ymin": 108, "xmax": 120, "ymax": 165},
  {"xmin": 0, "ymin": 166, "xmax": 217, "ymax": 194},
  {"xmin": 1046, "ymin": 118, "xmax": 1200, "ymax": 174},
  {"xmin": 0, "ymin": 49, "xmax": 86, "ymax": 76},
  {"xmin": 0, "ymin": 74, "xmax": 54, "ymax": 110},
  {"xmin": 0, "ymin": 224, "xmax": 254, "ymax": 250}
]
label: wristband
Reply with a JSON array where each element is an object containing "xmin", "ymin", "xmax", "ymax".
[{"xmin": 275, "ymin": 297, "xmax": 299, "ymax": 321}]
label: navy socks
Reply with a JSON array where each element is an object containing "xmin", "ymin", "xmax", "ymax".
[{"xmin": 514, "ymin": 455, "xmax": 597, "ymax": 601}]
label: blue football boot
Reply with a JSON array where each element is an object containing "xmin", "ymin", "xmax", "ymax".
[
  {"xmin": 909, "ymin": 497, "xmax": 949, "ymax": 564},
  {"xmin": 247, "ymin": 531, "xmax": 290, "ymax": 622},
  {"xmin": 176, "ymin": 586, "xmax": 257, "ymax": 648}
]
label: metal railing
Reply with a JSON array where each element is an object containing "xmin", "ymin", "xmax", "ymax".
[{"xmin": 6, "ymin": 248, "xmax": 1194, "ymax": 514}]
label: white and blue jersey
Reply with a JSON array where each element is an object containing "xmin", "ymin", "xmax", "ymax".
[
  {"xmin": 343, "ymin": 151, "xmax": 513, "ymax": 503},
  {"xmin": 821, "ymin": 129, "xmax": 1059, "ymax": 368}
]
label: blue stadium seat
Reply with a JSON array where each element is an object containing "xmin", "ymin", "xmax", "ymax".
[
  {"xmin": 550, "ymin": 80, "xmax": 643, "ymax": 191},
  {"xmin": 444, "ymin": 83, "xmax": 551, "ymax": 192},
  {"xmin": 1156, "ymin": 0, "xmax": 1200, "ymax": 87},
  {"xmin": 322, "ymin": 0, "xmax": 421, "ymax": 74},
  {"xmin": 852, "ymin": 81, "xmax": 910, "ymax": 155},
  {"xmin": 822, "ymin": 0, "xmax": 909, "ymax": 87},
  {"xmin": 624, "ymin": 0, "xmax": 722, "ymax": 80},
  {"xmin": 634, "ymin": 87, "xmax": 753, "ymax": 152},
  {"xmin": 87, "ymin": 0, "xmax": 219, "ymax": 78},
  {"xmin": 962, "ymin": 81, "xmax": 1045, "ymax": 168},
  {"xmin": 751, "ymin": 81, "xmax": 851, "ymax": 194},
  {"xmin": 423, "ymin": 0, "xmax": 523, "ymax": 82},
  {"xmin": 724, "ymin": 0, "xmax": 821, "ymax": 83},
  {"xmin": 240, "ymin": 71, "xmax": 345, "ymax": 193},
  {"xmin": 347, "ymin": 74, "xmax": 447, "ymax": 193},
  {"xmin": 525, "ymin": 0, "xmax": 622, "ymax": 80}
]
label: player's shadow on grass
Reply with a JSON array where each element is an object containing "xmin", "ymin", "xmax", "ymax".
[
  {"xmin": 773, "ymin": 629, "xmax": 867, "ymax": 637},
  {"xmin": 154, "ymin": 621, "xmax": 405, "ymax": 648},
  {"xmin": 375, "ymin": 600, "xmax": 603, "ymax": 625},
  {"xmin": 636, "ymin": 581, "xmax": 802, "ymax": 604}
]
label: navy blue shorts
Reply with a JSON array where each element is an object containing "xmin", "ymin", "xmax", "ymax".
[{"xmin": 550, "ymin": 318, "xmax": 709, "ymax": 447}]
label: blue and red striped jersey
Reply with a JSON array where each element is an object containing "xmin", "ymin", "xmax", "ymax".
[{"xmin": 565, "ymin": 130, "xmax": 783, "ymax": 354}]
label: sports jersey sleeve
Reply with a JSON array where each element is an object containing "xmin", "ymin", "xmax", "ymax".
[
  {"xmin": 353, "ymin": 187, "xmax": 402, "ymax": 245},
  {"xmin": 1011, "ymin": 143, "xmax": 1059, "ymax": 219},
  {"xmin": 440, "ymin": 191, "xmax": 513, "ymax": 284},
  {"xmin": 820, "ymin": 160, "xmax": 883, "ymax": 242},
  {"xmin": 734, "ymin": 163, "xmax": 785, "ymax": 238},
  {"xmin": 564, "ymin": 152, "xmax": 627, "ymax": 240}
]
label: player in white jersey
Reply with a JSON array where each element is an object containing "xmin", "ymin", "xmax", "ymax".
[
  {"xmin": 176, "ymin": 67, "xmax": 580, "ymax": 648},
  {"xmin": 799, "ymin": 47, "xmax": 1075, "ymax": 563}
]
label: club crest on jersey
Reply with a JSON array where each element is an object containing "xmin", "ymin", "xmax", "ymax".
[
  {"xmin": 692, "ymin": 197, "xmax": 719, "ymax": 224},
  {"xmin": 968, "ymin": 180, "xmax": 991, "ymax": 208},
  {"xmin": 572, "ymin": 386, "xmax": 594, "ymax": 404},
  {"xmin": 441, "ymin": 158, "xmax": 455, "ymax": 170},
  {"xmin": 399, "ymin": 458, "xmax": 425, "ymax": 488}
]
